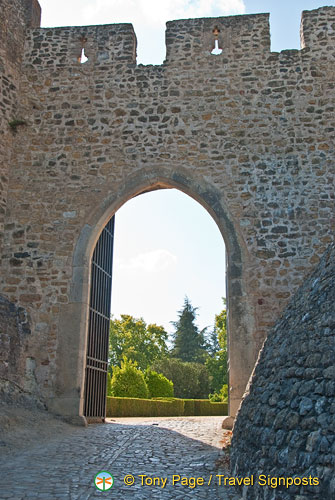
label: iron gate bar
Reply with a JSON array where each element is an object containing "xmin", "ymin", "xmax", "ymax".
[{"xmin": 84, "ymin": 216, "xmax": 115, "ymax": 419}]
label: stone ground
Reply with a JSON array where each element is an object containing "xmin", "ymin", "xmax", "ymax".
[{"xmin": 0, "ymin": 406, "xmax": 242, "ymax": 500}]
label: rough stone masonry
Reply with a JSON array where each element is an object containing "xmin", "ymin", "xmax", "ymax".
[
  {"xmin": 0, "ymin": 0, "xmax": 334, "ymax": 419},
  {"xmin": 231, "ymin": 243, "xmax": 335, "ymax": 500}
]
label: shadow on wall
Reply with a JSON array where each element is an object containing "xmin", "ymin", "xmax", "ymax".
[
  {"xmin": 0, "ymin": 297, "xmax": 31, "ymax": 390},
  {"xmin": 231, "ymin": 243, "xmax": 335, "ymax": 500}
]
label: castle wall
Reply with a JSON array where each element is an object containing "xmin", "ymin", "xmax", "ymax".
[
  {"xmin": 0, "ymin": 0, "xmax": 40, "ymax": 388},
  {"xmin": 0, "ymin": 3, "xmax": 334, "ymax": 417},
  {"xmin": 231, "ymin": 243, "xmax": 335, "ymax": 500},
  {"xmin": 0, "ymin": 0, "xmax": 41, "ymax": 261}
]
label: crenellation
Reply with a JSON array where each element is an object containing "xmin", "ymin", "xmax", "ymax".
[
  {"xmin": 165, "ymin": 13, "xmax": 270, "ymax": 64},
  {"xmin": 24, "ymin": 24, "xmax": 137, "ymax": 69},
  {"xmin": 300, "ymin": 6, "xmax": 335, "ymax": 54},
  {"xmin": 22, "ymin": 0, "xmax": 41, "ymax": 28}
]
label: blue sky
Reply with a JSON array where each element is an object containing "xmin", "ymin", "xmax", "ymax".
[
  {"xmin": 38, "ymin": 0, "xmax": 334, "ymax": 334},
  {"xmin": 111, "ymin": 190, "xmax": 226, "ymax": 335},
  {"xmin": 38, "ymin": 0, "xmax": 334, "ymax": 64}
]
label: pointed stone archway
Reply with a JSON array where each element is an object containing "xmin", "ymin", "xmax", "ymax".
[{"xmin": 49, "ymin": 165, "xmax": 254, "ymax": 422}]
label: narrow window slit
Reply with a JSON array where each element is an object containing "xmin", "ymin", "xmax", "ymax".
[
  {"xmin": 79, "ymin": 47, "xmax": 88, "ymax": 64},
  {"xmin": 211, "ymin": 39, "xmax": 222, "ymax": 55},
  {"xmin": 78, "ymin": 36, "xmax": 88, "ymax": 64},
  {"xmin": 211, "ymin": 26, "xmax": 222, "ymax": 55}
]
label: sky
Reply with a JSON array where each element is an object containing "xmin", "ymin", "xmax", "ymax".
[
  {"xmin": 112, "ymin": 190, "xmax": 226, "ymax": 335},
  {"xmin": 38, "ymin": 0, "xmax": 334, "ymax": 335},
  {"xmin": 37, "ymin": 0, "xmax": 334, "ymax": 64}
]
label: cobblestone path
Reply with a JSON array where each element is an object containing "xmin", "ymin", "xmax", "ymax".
[{"xmin": 0, "ymin": 416, "xmax": 242, "ymax": 500}]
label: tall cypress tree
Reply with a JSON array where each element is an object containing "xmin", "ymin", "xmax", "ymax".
[{"xmin": 171, "ymin": 297, "xmax": 207, "ymax": 363}]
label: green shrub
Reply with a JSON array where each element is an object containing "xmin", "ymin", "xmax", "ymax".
[
  {"xmin": 145, "ymin": 369, "xmax": 174, "ymax": 398},
  {"xmin": 209, "ymin": 392, "xmax": 221, "ymax": 402},
  {"xmin": 194, "ymin": 399, "xmax": 224, "ymax": 416},
  {"xmin": 152, "ymin": 358, "xmax": 210, "ymax": 398},
  {"xmin": 107, "ymin": 372, "xmax": 113, "ymax": 396},
  {"xmin": 106, "ymin": 396, "xmax": 184, "ymax": 417},
  {"xmin": 110, "ymin": 358, "xmax": 149, "ymax": 398},
  {"xmin": 106, "ymin": 397, "xmax": 227, "ymax": 417},
  {"xmin": 183, "ymin": 399, "xmax": 195, "ymax": 416},
  {"xmin": 209, "ymin": 384, "xmax": 228, "ymax": 403}
]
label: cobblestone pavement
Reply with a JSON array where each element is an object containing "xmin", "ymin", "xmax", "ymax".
[{"xmin": 0, "ymin": 416, "xmax": 242, "ymax": 500}]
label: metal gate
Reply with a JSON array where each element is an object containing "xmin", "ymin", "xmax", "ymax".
[{"xmin": 83, "ymin": 216, "xmax": 115, "ymax": 420}]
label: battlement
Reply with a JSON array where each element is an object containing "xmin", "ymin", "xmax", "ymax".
[
  {"xmin": 301, "ymin": 6, "xmax": 335, "ymax": 53},
  {"xmin": 24, "ymin": 24, "xmax": 137, "ymax": 68},
  {"xmin": 165, "ymin": 13, "xmax": 270, "ymax": 62},
  {"xmin": 22, "ymin": 0, "xmax": 41, "ymax": 28},
  {"xmin": 0, "ymin": 0, "xmax": 40, "ymax": 67},
  {"xmin": 23, "ymin": 13, "xmax": 271, "ymax": 68},
  {"xmin": 20, "ymin": 5, "xmax": 335, "ymax": 70}
]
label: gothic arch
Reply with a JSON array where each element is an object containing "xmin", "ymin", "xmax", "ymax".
[{"xmin": 51, "ymin": 166, "xmax": 254, "ymax": 420}]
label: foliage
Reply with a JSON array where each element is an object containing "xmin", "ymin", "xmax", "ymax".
[
  {"xmin": 205, "ymin": 299, "xmax": 228, "ymax": 393},
  {"xmin": 107, "ymin": 372, "xmax": 113, "ymax": 396},
  {"xmin": 152, "ymin": 357, "xmax": 210, "ymax": 399},
  {"xmin": 171, "ymin": 296, "xmax": 208, "ymax": 363},
  {"xmin": 106, "ymin": 396, "xmax": 228, "ymax": 417},
  {"xmin": 110, "ymin": 357, "xmax": 149, "ymax": 398},
  {"xmin": 8, "ymin": 118, "xmax": 27, "ymax": 132},
  {"xmin": 108, "ymin": 299, "xmax": 227, "ymax": 400},
  {"xmin": 206, "ymin": 349, "xmax": 228, "ymax": 393},
  {"xmin": 106, "ymin": 396, "xmax": 184, "ymax": 417},
  {"xmin": 144, "ymin": 369, "xmax": 174, "ymax": 398},
  {"xmin": 184, "ymin": 398, "xmax": 228, "ymax": 416},
  {"xmin": 209, "ymin": 384, "xmax": 228, "ymax": 403},
  {"xmin": 109, "ymin": 314, "xmax": 168, "ymax": 372},
  {"xmin": 205, "ymin": 328, "xmax": 221, "ymax": 356},
  {"xmin": 215, "ymin": 299, "xmax": 227, "ymax": 351}
]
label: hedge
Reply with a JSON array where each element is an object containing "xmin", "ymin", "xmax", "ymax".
[
  {"xmin": 183, "ymin": 399, "xmax": 195, "ymax": 416},
  {"xmin": 106, "ymin": 397, "xmax": 228, "ymax": 417},
  {"xmin": 182, "ymin": 399, "xmax": 228, "ymax": 416}
]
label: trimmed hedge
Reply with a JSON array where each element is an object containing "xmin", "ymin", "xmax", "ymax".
[
  {"xmin": 106, "ymin": 396, "xmax": 184, "ymax": 417},
  {"xmin": 106, "ymin": 396, "xmax": 228, "ymax": 417},
  {"xmin": 193, "ymin": 399, "xmax": 228, "ymax": 416}
]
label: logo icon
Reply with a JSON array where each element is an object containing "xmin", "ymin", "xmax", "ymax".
[{"xmin": 94, "ymin": 471, "xmax": 114, "ymax": 491}]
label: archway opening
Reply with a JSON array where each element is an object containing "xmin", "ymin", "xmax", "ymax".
[
  {"xmin": 54, "ymin": 170, "xmax": 250, "ymax": 423},
  {"xmin": 83, "ymin": 187, "xmax": 227, "ymax": 421}
]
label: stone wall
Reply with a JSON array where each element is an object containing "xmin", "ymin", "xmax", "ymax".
[
  {"xmin": 231, "ymin": 243, "xmax": 335, "ymax": 500},
  {"xmin": 300, "ymin": 6, "xmax": 335, "ymax": 54},
  {"xmin": 165, "ymin": 13, "xmax": 270, "ymax": 62},
  {"xmin": 0, "ymin": 0, "xmax": 40, "ymax": 397},
  {"xmin": 0, "ymin": 296, "xmax": 31, "ymax": 388},
  {"xmin": 0, "ymin": 2, "xmax": 334, "ymax": 416},
  {"xmin": 0, "ymin": 0, "xmax": 40, "ymax": 262},
  {"xmin": 24, "ymin": 23, "xmax": 136, "ymax": 68}
]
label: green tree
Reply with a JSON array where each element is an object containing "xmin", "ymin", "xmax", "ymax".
[
  {"xmin": 171, "ymin": 297, "xmax": 208, "ymax": 363},
  {"xmin": 205, "ymin": 328, "xmax": 221, "ymax": 356},
  {"xmin": 110, "ymin": 357, "xmax": 149, "ymax": 398},
  {"xmin": 209, "ymin": 384, "xmax": 228, "ymax": 403},
  {"xmin": 109, "ymin": 314, "xmax": 168, "ymax": 372},
  {"xmin": 152, "ymin": 358, "xmax": 210, "ymax": 399},
  {"xmin": 144, "ymin": 369, "xmax": 174, "ymax": 398},
  {"xmin": 215, "ymin": 299, "xmax": 227, "ymax": 351},
  {"xmin": 206, "ymin": 350, "xmax": 227, "ymax": 393},
  {"xmin": 205, "ymin": 299, "xmax": 228, "ymax": 393}
]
